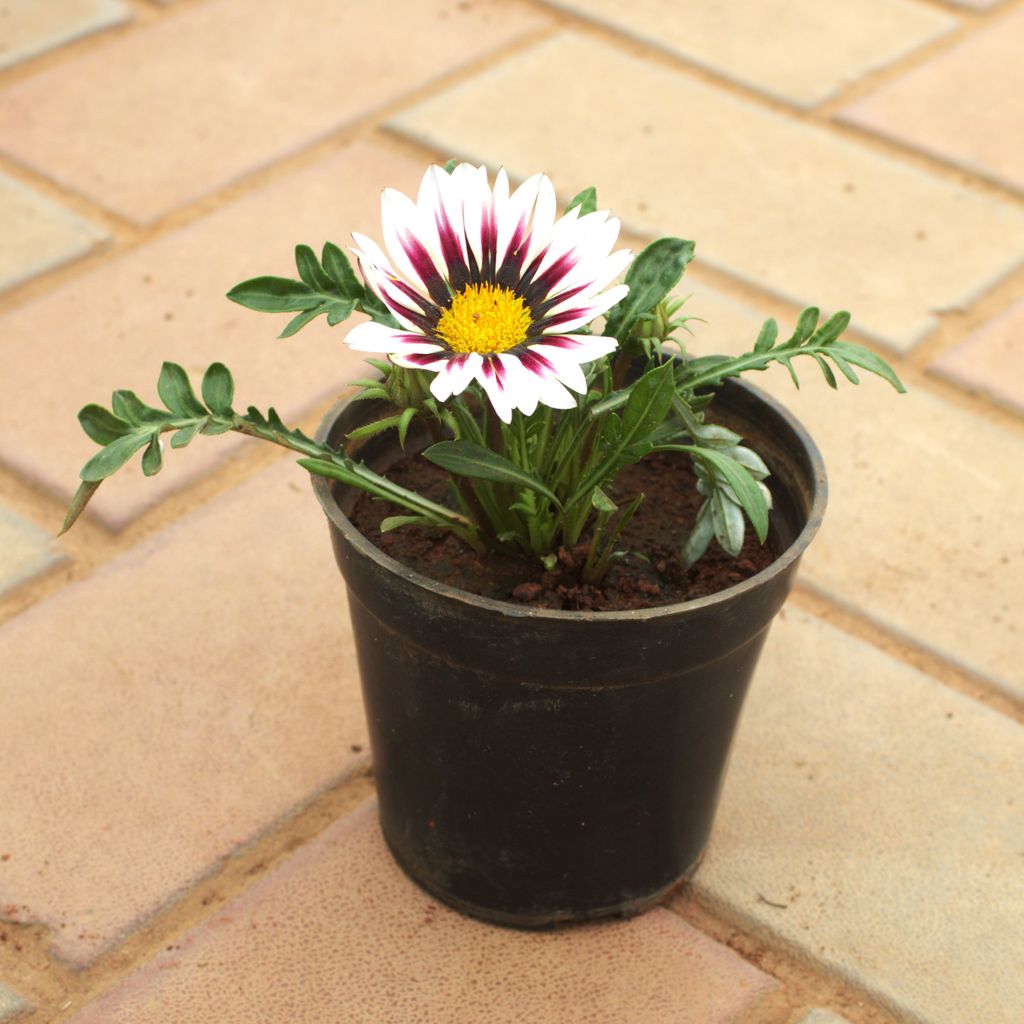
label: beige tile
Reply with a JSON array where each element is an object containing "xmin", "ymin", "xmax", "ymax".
[
  {"xmin": 0, "ymin": 983, "xmax": 29, "ymax": 1021},
  {"xmin": 0, "ymin": 0, "xmax": 129, "ymax": 71},
  {"xmin": 840, "ymin": 10, "xmax": 1024, "ymax": 194},
  {"xmin": 929, "ymin": 298, "xmax": 1024, "ymax": 413},
  {"xmin": 0, "ymin": 172, "xmax": 105, "ymax": 292},
  {"xmin": 689, "ymin": 608, "xmax": 1024, "ymax": 1024},
  {"xmin": 0, "ymin": 505, "xmax": 65, "ymax": 595},
  {"xmin": 0, "ymin": 0, "xmax": 548, "ymax": 224},
  {"xmin": 69, "ymin": 804, "xmax": 777, "ymax": 1023},
  {"xmin": 545, "ymin": 0, "xmax": 955, "ymax": 108},
  {"xmin": 391, "ymin": 32, "xmax": 1024, "ymax": 352},
  {"xmin": 0, "ymin": 141, "xmax": 426, "ymax": 530},
  {"xmin": 0, "ymin": 460, "xmax": 368, "ymax": 966}
]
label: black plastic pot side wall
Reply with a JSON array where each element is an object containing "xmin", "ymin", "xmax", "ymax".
[{"xmin": 312, "ymin": 378, "xmax": 827, "ymax": 928}]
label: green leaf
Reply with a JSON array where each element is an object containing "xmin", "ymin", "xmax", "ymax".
[
  {"xmin": 322, "ymin": 243, "xmax": 363, "ymax": 299},
  {"xmin": 621, "ymin": 362, "xmax": 676, "ymax": 448},
  {"xmin": 80, "ymin": 432, "xmax": 152, "ymax": 482},
  {"xmin": 295, "ymin": 244, "xmax": 334, "ymax": 293},
  {"xmin": 711, "ymin": 491, "xmax": 745, "ymax": 556},
  {"xmin": 688, "ymin": 446, "xmax": 770, "ymax": 543},
  {"xmin": 829, "ymin": 352, "xmax": 860, "ymax": 386},
  {"xmin": 201, "ymin": 363, "xmax": 235, "ymax": 415},
  {"xmin": 604, "ymin": 237, "xmax": 695, "ymax": 341},
  {"xmin": 325, "ymin": 298, "xmax": 356, "ymax": 326},
  {"xmin": 422, "ymin": 440, "xmax": 560, "ymax": 505},
  {"xmin": 59, "ymin": 480, "xmax": 102, "ymax": 535},
  {"xmin": 442, "ymin": 159, "xmax": 458, "ymax": 174},
  {"xmin": 566, "ymin": 186, "xmax": 597, "ymax": 217},
  {"xmin": 111, "ymin": 389, "xmax": 164, "ymax": 425},
  {"xmin": 790, "ymin": 307, "xmax": 819, "ymax": 346},
  {"xmin": 380, "ymin": 514, "xmax": 434, "ymax": 533},
  {"xmin": 346, "ymin": 414, "xmax": 404, "ymax": 441},
  {"xmin": 809, "ymin": 310, "xmax": 850, "ymax": 346},
  {"xmin": 682, "ymin": 502, "xmax": 715, "ymax": 568},
  {"xmin": 78, "ymin": 404, "xmax": 133, "ymax": 445},
  {"xmin": 157, "ymin": 362, "xmax": 207, "ymax": 417},
  {"xmin": 171, "ymin": 420, "xmax": 205, "ymax": 448},
  {"xmin": 591, "ymin": 486, "xmax": 617, "ymax": 514},
  {"xmin": 359, "ymin": 287, "xmax": 399, "ymax": 328},
  {"xmin": 397, "ymin": 406, "xmax": 417, "ymax": 449},
  {"xmin": 830, "ymin": 342, "xmax": 906, "ymax": 393},
  {"xmin": 141, "ymin": 433, "xmax": 163, "ymax": 476},
  {"xmin": 226, "ymin": 276, "xmax": 319, "ymax": 313},
  {"xmin": 201, "ymin": 420, "xmax": 233, "ymax": 436},
  {"xmin": 278, "ymin": 305, "xmax": 325, "ymax": 338},
  {"xmin": 813, "ymin": 353, "xmax": 838, "ymax": 389},
  {"xmin": 754, "ymin": 318, "xmax": 778, "ymax": 354}
]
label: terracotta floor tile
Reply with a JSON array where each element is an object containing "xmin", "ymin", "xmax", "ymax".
[
  {"xmin": 391, "ymin": 32, "xmax": 1024, "ymax": 351},
  {"xmin": 0, "ymin": 460, "xmax": 367, "ymax": 966},
  {"xmin": 0, "ymin": 0, "xmax": 129, "ymax": 71},
  {"xmin": 929, "ymin": 299, "xmax": 1024, "ymax": 413},
  {"xmin": 545, "ymin": 0, "xmax": 954, "ymax": 108},
  {"xmin": 839, "ymin": 9, "xmax": 1024, "ymax": 194},
  {"xmin": 0, "ymin": 0, "xmax": 548, "ymax": 223},
  {"xmin": 69, "ymin": 805, "xmax": 777, "ymax": 1024},
  {"xmin": 690, "ymin": 607, "xmax": 1024, "ymax": 1024},
  {"xmin": 0, "ymin": 172, "xmax": 105, "ymax": 292},
  {"xmin": 0, "ymin": 141, "xmax": 428, "ymax": 531}
]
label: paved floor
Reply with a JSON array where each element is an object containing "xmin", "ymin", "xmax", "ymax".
[{"xmin": 0, "ymin": 1, "xmax": 1022, "ymax": 1022}]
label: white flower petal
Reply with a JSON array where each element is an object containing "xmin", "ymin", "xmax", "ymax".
[
  {"xmin": 475, "ymin": 356, "xmax": 515, "ymax": 423},
  {"xmin": 539, "ymin": 283, "xmax": 630, "ymax": 336},
  {"xmin": 429, "ymin": 352, "xmax": 482, "ymax": 402},
  {"xmin": 345, "ymin": 321, "xmax": 443, "ymax": 354}
]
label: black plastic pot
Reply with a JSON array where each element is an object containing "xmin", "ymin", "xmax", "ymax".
[{"xmin": 312, "ymin": 378, "xmax": 826, "ymax": 928}]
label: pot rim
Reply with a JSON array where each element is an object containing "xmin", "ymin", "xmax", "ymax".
[{"xmin": 311, "ymin": 376, "xmax": 827, "ymax": 623}]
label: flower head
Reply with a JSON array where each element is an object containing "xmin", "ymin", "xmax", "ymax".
[{"xmin": 346, "ymin": 163, "xmax": 632, "ymax": 422}]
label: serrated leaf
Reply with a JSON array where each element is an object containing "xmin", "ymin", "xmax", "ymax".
[
  {"xmin": 754, "ymin": 318, "xmax": 778, "ymax": 354},
  {"xmin": 778, "ymin": 355, "xmax": 801, "ymax": 389},
  {"xmin": 201, "ymin": 362, "xmax": 235, "ymax": 415},
  {"xmin": 295, "ymin": 244, "xmax": 334, "ymax": 293},
  {"xmin": 157, "ymin": 362, "xmax": 207, "ymax": 417},
  {"xmin": 423, "ymin": 440, "xmax": 560, "ymax": 505},
  {"xmin": 80, "ymin": 432, "xmax": 151, "ymax": 482},
  {"xmin": 591, "ymin": 486, "xmax": 617, "ymax": 514},
  {"xmin": 278, "ymin": 305, "xmax": 325, "ymax": 338},
  {"xmin": 78, "ymin": 404, "xmax": 133, "ymax": 445},
  {"xmin": 604, "ymin": 237, "xmax": 695, "ymax": 342},
  {"xmin": 322, "ymin": 243, "xmax": 363, "ymax": 299},
  {"xmin": 346, "ymin": 414, "xmax": 403, "ymax": 441},
  {"xmin": 226, "ymin": 276, "xmax": 319, "ymax": 313},
  {"xmin": 791, "ymin": 307, "xmax": 819, "ymax": 346},
  {"xmin": 711, "ymin": 490, "xmax": 745, "ymax": 556},
  {"xmin": 171, "ymin": 420, "xmax": 205, "ymax": 448},
  {"xmin": 141, "ymin": 433, "xmax": 163, "ymax": 476},
  {"xmin": 60, "ymin": 480, "xmax": 102, "ymax": 535},
  {"xmin": 566, "ymin": 186, "xmax": 597, "ymax": 217},
  {"xmin": 397, "ymin": 407, "xmax": 416, "ymax": 449},
  {"xmin": 325, "ymin": 298, "xmax": 356, "ymax": 326}
]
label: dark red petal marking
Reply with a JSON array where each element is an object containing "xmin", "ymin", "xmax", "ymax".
[
  {"xmin": 481, "ymin": 355, "xmax": 506, "ymax": 387},
  {"xmin": 530, "ymin": 282, "xmax": 587, "ymax": 323},
  {"xmin": 400, "ymin": 230, "xmax": 451, "ymax": 307},
  {"xmin": 534, "ymin": 305, "xmax": 593, "ymax": 331},
  {"xmin": 532, "ymin": 335, "xmax": 586, "ymax": 351},
  {"xmin": 518, "ymin": 349, "xmax": 557, "ymax": 378},
  {"xmin": 402, "ymin": 350, "xmax": 452, "ymax": 367},
  {"xmin": 435, "ymin": 210, "xmax": 470, "ymax": 292},
  {"xmin": 496, "ymin": 218, "xmax": 528, "ymax": 290}
]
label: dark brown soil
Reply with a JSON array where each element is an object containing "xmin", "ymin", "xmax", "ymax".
[
  {"xmin": 349, "ymin": 450, "xmax": 778, "ymax": 611},
  {"xmin": 348, "ymin": 452, "xmax": 778, "ymax": 610}
]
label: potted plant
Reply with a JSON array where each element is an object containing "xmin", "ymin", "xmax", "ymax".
[{"xmin": 61, "ymin": 161, "xmax": 903, "ymax": 928}]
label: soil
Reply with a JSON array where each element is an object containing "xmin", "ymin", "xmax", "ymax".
[{"xmin": 349, "ymin": 449, "xmax": 779, "ymax": 612}]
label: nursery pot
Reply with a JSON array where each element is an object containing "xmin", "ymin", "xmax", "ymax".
[{"xmin": 312, "ymin": 378, "xmax": 826, "ymax": 928}]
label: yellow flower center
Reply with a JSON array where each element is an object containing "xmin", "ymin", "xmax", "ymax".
[{"xmin": 435, "ymin": 284, "xmax": 531, "ymax": 355}]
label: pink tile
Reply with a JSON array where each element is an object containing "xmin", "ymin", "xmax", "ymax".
[
  {"xmin": 0, "ymin": 0, "xmax": 548, "ymax": 224},
  {"xmin": 0, "ymin": 460, "xmax": 367, "ymax": 965},
  {"xmin": 0, "ymin": 141, "xmax": 426, "ymax": 530},
  {"xmin": 70, "ymin": 804, "xmax": 777, "ymax": 1024},
  {"xmin": 839, "ymin": 11, "xmax": 1024, "ymax": 194},
  {"xmin": 929, "ymin": 299, "xmax": 1024, "ymax": 413}
]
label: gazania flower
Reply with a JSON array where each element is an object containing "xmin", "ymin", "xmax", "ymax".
[{"xmin": 345, "ymin": 163, "xmax": 632, "ymax": 422}]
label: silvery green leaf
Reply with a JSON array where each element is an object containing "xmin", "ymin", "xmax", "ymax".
[
  {"xmin": 691, "ymin": 423, "xmax": 742, "ymax": 449},
  {"xmin": 791, "ymin": 307, "xmax": 819, "ymax": 345},
  {"xmin": 724, "ymin": 445, "xmax": 770, "ymax": 480},
  {"xmin": 78, "ymin": 404, "xmax": 132, "ymax": 445},
  {"xmin": 141, "ymin": 433, "xmax": 163, "ymax": 477},
  {"xmin": 682, "ymin": 501, "xmax": 715, "ymax": 568},
  {"xmin": 711, "ymin": 490, "xmax": 745, "ymax": 556},
  {"xmin": 380, "ymin": 515, "xmax": 433, "ymax": 533},
  {"xmin": 758, "ymin": 480, "xmax": 774, "ymax": 510},
  {"xmin": 157, "ymin": 362, "xmax": 206, "ymax": 418},
  {"xmin": 754, "ymin": 318, "xmax": 778, "ymax": 353},
  {"xmin": 201, "ymin": 363, "xmax": 234, "ymax": 416},
  {"xmin": 171, "ymin": 420, "xmax": 205, "ymax": 448},
  {"xmin": 80, "ymin": 432, "xmax": 151, "ymax": 482}
]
